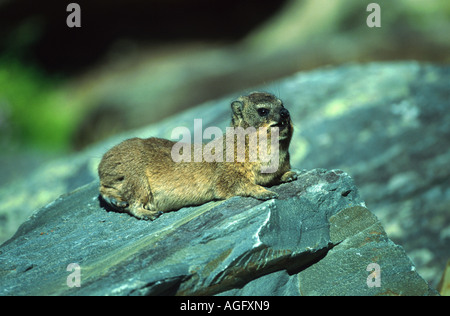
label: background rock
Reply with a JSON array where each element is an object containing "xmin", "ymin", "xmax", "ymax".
[
  {"xmin": 0, "ymin": 169, "xmax": 437, "ymax": 296},
  {"xmin": 0, "ymin": 61, "xmax": 449, "ymax": 288}
]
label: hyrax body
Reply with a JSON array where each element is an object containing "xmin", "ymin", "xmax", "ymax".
[{"xmin": 98, "ymin": 92, "xmax": 297, "ymax": 220}]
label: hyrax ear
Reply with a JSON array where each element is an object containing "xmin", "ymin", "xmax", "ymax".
[{"xmin": 231, "ymin": 101, "xmax": 243, "ymax": 118}]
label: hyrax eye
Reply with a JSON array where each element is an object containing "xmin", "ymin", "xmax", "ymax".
[{"xmin": 257, "ymin": 108, "xmax": 269, "ymax": 116}]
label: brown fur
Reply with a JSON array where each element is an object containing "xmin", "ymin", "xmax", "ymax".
[{"xmin": 98, "ymin": 92, "xmax": 296, "ymax": 220}]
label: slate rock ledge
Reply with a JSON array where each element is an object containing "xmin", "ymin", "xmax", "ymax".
[{"xmin": 0, "ymin": 169, "xmax": 437, "ymax": 295}]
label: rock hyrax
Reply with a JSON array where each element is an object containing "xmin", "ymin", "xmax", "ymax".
[{"xmin": 98, "ymin": 92, "xmax": 297, "ymax": 220}]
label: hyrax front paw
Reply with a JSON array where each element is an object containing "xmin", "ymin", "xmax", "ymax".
[
  {"xmin": 257, "ymin": 190, "xmax": 279, "ymax": 200},
  {"xmin": 249, "ymin": 186, "xmax": 279, "ymax": 200},
  {"xmin": 281, "ymin": 170, "xmax": 298, "ymax": 183}
]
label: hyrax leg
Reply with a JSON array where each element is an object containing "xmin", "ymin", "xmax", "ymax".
[
  {"xmin": 121, "ymin": 179, "xmax": 162, "ymax": 220},
  {"xmin": 99, "ymin": 168, "xmax": 161, "ymax": 220},
  {"xmin": 281, "ymin": 170, "xmax": 298, "ymax": 183},
  {"xmin": 216, "ymin": 170, "xmax": 279, "ymax": 201},
  {"xmin": 101, "ymin": 186, "xmax": 161, "ymax": 221},
  {"xmin": 243, "ymin": 183, "xmax": 279, "ymax": 200},
  {"xmin": 100, "ymin": 186, "xmax": 129, "ymax": 209},
  {"xmin": 128, "ymin": 204, "xmax": 162, "ymax": 221}
]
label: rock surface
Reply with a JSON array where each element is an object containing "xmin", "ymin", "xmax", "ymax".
[
  {"xmin": 1, "ymin": 61, "xmax": 449, "ymax": 287},
  {"xmin": 0, "ymin": 169, "xmax": 437, "ymax": 295}
]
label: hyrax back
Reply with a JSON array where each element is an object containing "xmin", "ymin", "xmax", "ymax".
[{"xmin": 98, "ymin": 92, "xmax": 296, "ymax": 220}]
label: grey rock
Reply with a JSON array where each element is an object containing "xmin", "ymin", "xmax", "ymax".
[
  {"xmin": 0, "ymin": 169, "xmax": 437, "ymax": 295},
  {"xmin": 1, "ymin": 61, "xmax": 449, "ymax": 287}
]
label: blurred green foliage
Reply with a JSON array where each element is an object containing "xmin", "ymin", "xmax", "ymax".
[{"xmin": 0, "ymin": 58, "xmax": 81, "ymax": 151}]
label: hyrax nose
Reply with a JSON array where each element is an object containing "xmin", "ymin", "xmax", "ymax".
[{"xmin": 280, "ymin": 108, "xmax": 290, "ymax": 119}]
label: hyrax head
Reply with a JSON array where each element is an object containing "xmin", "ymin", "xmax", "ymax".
[{"xmin": 231, "ymin": 92, "xmax": 292, "ymax": 139}]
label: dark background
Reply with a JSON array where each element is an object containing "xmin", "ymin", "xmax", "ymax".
[{"xmin": 1, "ymin": 0, "xmax": 449, "ymax": 157}]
